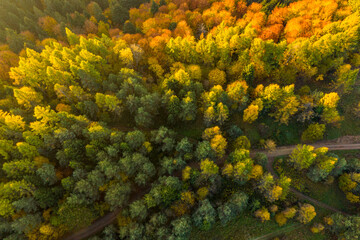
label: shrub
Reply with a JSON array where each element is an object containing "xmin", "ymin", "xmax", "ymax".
[{"xmin": 301, "ymin": 123, "xmax": 325, "ymax": 143}]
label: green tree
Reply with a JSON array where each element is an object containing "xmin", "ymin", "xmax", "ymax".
[
  {"xmin": 11, "ymin": 213, "xmax": 42, "ymax": 234},
  {"xmin": 151, "ymin": 126, "xmax": 176, "ymax": 153},
  {"xmin": 180, "ymin": 91, "xmax": 197, "ymax": 121},
  {"xmin": 105, "ymin": 182, "xmax": 131, "ymax": 210},
  {"xmin": 335, "ymin": 64, "xmax": 359, "ymax": 94},
  {"xmin": 160, "ymin": 156, "xmax": 185, "ymax": 175},
  {"xmin": 195, "ymin": 141, "xmax": 215, "ymax": 161},
  {"xmin": 330, "ymin": 213, "xmax": 360, "ymax": 239},
  {"xmin": 12, "ymin": 197, "xmax": 38, "ymax": 213},
  {"xmin": 56, "ymin": 204, "xmax": 96, "ymax": 230},
  {"xmin": 150, "ymin": 0, "xmax": 159, "ymax": 15},
  {"xmin": 192, "ymin": 199, "xmax": 217, "ymax": 231},
  {"xmin": 95, "ymin": 93, "xmax": 123, "ymax": 117},
  {"xmin": 233, "ymin": 136, "xmax": 251, "ymax": 150},
  {"xmin": 218, "ymin": 192, "xmax": 248, "ymax": 225},
  {"xmin": 130, "ymin": 200, "xmax": 148, "ymax": 221},
  {"xmin": 5, "ymin": 28, "xmax": 24, "ymax": 53},
  {"xmin": 0, "ymin": 140, "xmax": 14, "ymax": 160},
  {"xmin": 110, "ymin": 2, "xmax": 128, "ymax": 26},
  {"xmin": 176, "ymin": 138, "xmax": 193, "ymax": 156},
  {"xmin": 171, "ymin": 216, "xmax": 192, "ymax": 240},
  {"xmin": 123, "ymin": 21, "xmax": 136, "ymax": 34},
  {"xmin": 125, "ymin": 130, "xmax": 145, "ymax": 150},
  {"xmin": 289, "ymin": 145, "xmax": 317, "ymax": 170},
  {"xmin": 36, "ymin": 163, "xmax": 57, "ymax": 186},
  {"xmin": 145, "ymin": 176, "xmax": 181, "ymax": 208},
  {"xmin": 2, "ymin": 160, "xmax": 35, "ymax": 179},
  {"xmin": 16, "ymin": 142, "xmax": 38, "ymax": 159}
]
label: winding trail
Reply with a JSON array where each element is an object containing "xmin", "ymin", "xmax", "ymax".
[{"xmin": 63, "ymin": 140, "xmax": 360, "ymax": 240}]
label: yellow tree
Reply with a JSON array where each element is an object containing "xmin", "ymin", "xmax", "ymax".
[
  {"xmin": 270, "ymin": 95, "xmax": 300, "ymax": 125},
  {"xmin": 13, "ymin": 87, "xmax": 43, "ymax": 110},
  {"xmin": 319, "ymin": 92, "xmax": 339, "ymax": 108},
  {"xmin": 210, "ymin": 134, "xmax": 227, "ymax": 158},
  {"xmin": 226, "ymin": 80, "xmax": 248, "ymax": 109},
  {"xmin": 200, "ymin": 158, "xmax": 219, "ymax": 178},
  {"xmin": 255, "ymin": 207, "xmax": 270, "ymax": 222},
  {"xmin": 319, "ymin": 92, "xmax": 343, "ymax": 125},
  {"xmin": 297, "ymin": 204, "xmax": 316, "ymax": 224},
  {"xmin": 243, "ymin": 103, "xmax": 259, "ymax": 123},
  {"xmin": 208, "ymin": 68, "xmax": 226, "ymax": 87}
]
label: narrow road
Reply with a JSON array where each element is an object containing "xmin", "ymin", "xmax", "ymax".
[{"xmin": 63, "ymin": 141, "xmax": 360, "ymax": 240}]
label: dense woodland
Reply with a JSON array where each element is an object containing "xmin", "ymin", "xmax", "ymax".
[{"xmin": 0, "ymin": 0, "xmax": 360, "ymax": 239}]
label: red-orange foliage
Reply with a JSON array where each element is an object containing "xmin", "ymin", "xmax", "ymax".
[
  {"xmin": 119, "ymin": 0, "xmax": 352, "ymax": 69},
  {"xmin": 248, "ymin": 2, "xmax": 263, "ymax": 13},
  {"xmin": 129, "ymin": 3, "xmax": 152, "ymax": 29},
  {"xmin": 173, "ymin": 20, "xmax": 193, "ymax": 37},
  {"xmin": 186, "ymin": 11, "xmax": 203, "ymax": 30},
  {"xmin": 122, "ymin": 33, "xmax": 144, "ymax": 45},
  {"xmin": 178, "ymin": 2, "xmax": 189, "ymax": 11},
  {"xmin": 0, "ymin": 47, "xmax": 19, "ymax": 83},
  {"xmin": 171, "ymin": 9, "xmax": 187, "ymax": 23},
  {"xmin": 174, "ymin": 0, "xmax": 210, "ymax": 11},
  {"xmin": 84, "ymin": 19, "xmax": 98, "ymax": 34},
  {"xmin": 259, "ymin": 24, "xmax": 283, "ymax": 42},
  {"xmin": 267, "ymin": 7, "xmax": 289, "ymax": 25},
  {"xmin": 109, "ymin": 28, "xmax": 121, "ymax": 38},
  {"xmin": 38, "ymin": 16, "xmax": 62, "ymax": 38},
  {"xmin": 223, "ymin": 0, "xmax": 237, "ymax": 15},
  {"xmin": 202, "ymin": 2, "xmax": 235, "ymax": 29},
  {"xmin": 189, "ymin": 0, "xmax": 211, "ymax": 11},
  {"xmin": 236, "ymin": 0, "xmax": 247, "ymax": 17},
  {"xmin": 159, "ymin": 5, "xmax": 169, "ymax": 14},
  {"xmin": 20, "ymin": 31, "xmax": 36, "ymax": 43},
  {"xmin": 284, "ymin": 16, "xmax": 312, "ymax": 43}
]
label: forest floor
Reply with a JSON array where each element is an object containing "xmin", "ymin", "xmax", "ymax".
[{"xmin": 64, "ymin": 137, "xmax": 360, "ymax": 240}]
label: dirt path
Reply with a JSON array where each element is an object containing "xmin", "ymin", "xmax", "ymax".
[
  {"xmin": 62, "ymin": 208, "xmax": 121, "ymax": 240},
  {"xmin": 63, "ymin": 140, "xmax": 360, "ymax": 240}
]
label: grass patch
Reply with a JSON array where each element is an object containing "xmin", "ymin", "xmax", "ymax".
[
  {"xmin": 305, "ymin": 180, "xmax": 350, "ymax": 212},
  {"xmin": 281, "ymin": 226, "xmax": 330, "ymax": 240},
  {"xmin": 190, "ymin": 212, "xmax": 287, "ymax": 240},
  {"xmin": 325, "ymin": 117, "xmax": 360, "ymax": 140},
  {"xmin": 175, "ymin": 116, "xmax": 205, "ymax": 140}
]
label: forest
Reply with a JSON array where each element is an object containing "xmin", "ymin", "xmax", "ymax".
[{"xmin": 0, "ymin": 0, "xmax": 360, "ymax": 239}]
